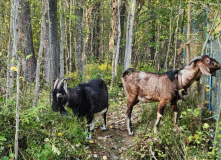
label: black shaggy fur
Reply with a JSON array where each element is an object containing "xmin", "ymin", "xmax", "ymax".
[{"xmin": 51, "ymin": 79, "xmax": 108, "ymax": 138}]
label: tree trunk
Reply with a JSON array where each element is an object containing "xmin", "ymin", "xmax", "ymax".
[
  {"xmin": 173, "ymin": 2, "xmax": 181, "ymax": 70},
  {"xmin": 74, "ymin": 0, "xmax": 85, "ymax": 77},
  {"xmin": 44, "ymin": 0, "xmax": 50, "ymax": 82},
  {"xmin": 33, "ymin": 0, "xmax": 47, "ymax": 107},
  {"xmin": 101, "ymin": 0, "xmax": 104, "ymax": 62},
  {"xmin": 94, "ymin": 2, "xmax": 100, "ymax": 60},
  {"xmin": 154, "ymin": 4, "xmax": 161, "ymax": 71},
  {"xmin": 69, "ymin": 0, "xmax": 73, "ymax": 73},
  {"xmin": 149, "ymin": 3, "xmax": 156, "ymax": 61},
  {"xmin": 119, "ymin": 0, "xmax": 126, "ymax": 64},
  {"xmin": 12, "ymin": 0, "xmax": 20, "ymax": 158},
  {"xmin": 49, "ymin": 0, "xmax": 59, "ymax": 82},
  {"xmin": 186, "ymin": 1, "xmax": 191, "ymax": 64},
  {"xmin": 18, "ymin": 0, "xmax": 36, "ymax": 82},
  {"xmin": 60, "ymin": 0, "xmax": 65, "ymax": 79},
  {"xmin": 164, "ymin": 5, "xmax": 173, "ymax": 70},
  {"xmin": 6, "ymin": 0, "xmax": 19, "ymax": 98},
  {"xmin": 115, "ymin": 0, "xmax": 121, "ymax": 77},
  {"xmin": 110, "ymin": 0, "xmax": 118, "ymax": 87},
  {"xmin": 111, "ymin": 0, "xmax": 121, "ymax": 87},
  {"xmin": 90, "ymin": 12, "xmax": 95, "ymax": 58},
  {"xmin": 15, "ymin": 56, "xmax": 21, "ymax": 160},
  {"xmin": 124, "ymin": 0, "xmax": 136, "ymax": 70}
]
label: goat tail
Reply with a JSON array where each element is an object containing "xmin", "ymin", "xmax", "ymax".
[{"xmin": 122, "ymin": 68, "xmax": 135, "ymax": 78}]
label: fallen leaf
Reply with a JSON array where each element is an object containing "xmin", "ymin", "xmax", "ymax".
[{"xmin": 89, "ymin": 140, "xmax": 94, "ymax": 143}]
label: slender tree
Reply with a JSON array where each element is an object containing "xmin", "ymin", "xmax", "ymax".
[
  {"xmin": 43, "ymin": 0, "xmax": 50, "ymax": 82},
  {"xmin": 164, "ymin": 4, "xmax": 174, "ymax": 70},
  {"xmin": 124, "ymin": 0, "xmax": 136, "ymax": 70},
  {"xmin": 69, "ymin": 0, "xmax": 73, "ymax": 73},
  {"xmin": 60, "ymin": 0, "xmax": 65, "ymax": 79},
  {"xmin": 6, "ymin": 0, "xmax": 18, "ymax": 98},
  {"xmin": 186, "ymin": 1, "xmax": 191, "ymax": 64},
  {"xmin": 15, "ymin": 56, "xmax": 21, "ymax": 160},
  {"xmin": 115, "ymin": 0, "xmax": 121, "ymax": 76},
  {"xmin": 173, "ymin": 1, "xmax": 181, "ymax": 70},
  {"xmin": 101, "ymin": 0, "xmax": 105, "ymax": 62},
  {"xmin": 33, "ymin": 0, "xmax": 47, "ymax": 107},
  {"xmin": 11, "ymin": 0, "xmax": 20, "ymax": 158},
  {"xmin": 110, "ymin": 0, "xmax": 121, "ymax": 88},
  {"xmin": 119, "ymin": 0, "xmax": 126, "ymax": 64}
]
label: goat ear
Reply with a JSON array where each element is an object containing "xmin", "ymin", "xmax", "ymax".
[{"xmin": 198, "ymin": 62, "xmax": 211, "ymax": 76}]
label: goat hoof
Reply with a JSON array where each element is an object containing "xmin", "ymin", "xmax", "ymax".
[
  {"xmin": 86, "ymin": 134, "xmax": 92, "ymax": 140},
  {"xmin": 102, "ymin": 128, "xmax": 109, "ymax": 132},
  {"xmin": 129, "ymin": 132, "xmax": 134, "ymax": 136}
]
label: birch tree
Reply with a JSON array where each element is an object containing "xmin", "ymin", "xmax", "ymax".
[
  {"xmin": 33, "ymin": 0, "xmax": 47, "ymax": 107},
  {"xmin": 164, "ymin": 5, "xmax": 174, "ymax": 70},
  {"xmin": 186, "ymin": 1, "xmax": 191, "ymax": 64},
  {"xmin": 109, "ymin": 0, "xmax": 117, "ymax": 87},
  {"xmin": 69, "ymin": 0, "xmax": 73, "ymax": 73},
  {"xmin": 10, "ymin": 0, "xmax": 20, "ymax": 158},
  {"xmin": 124, "ymin": 0, "xmax": 136, "ymax": 70},
  {"xmin": 110, "ymin": 0, "xmax": 121, "ymax": 88},
  {"xmin": 60, "ymin": 0, "xmax": 65, "ymax": 79},
  {"xmin": 43, "ymin": 0, "xmax": 50, "ymax": 82},
  {"xmin": 6, "ymin": 0, "xmax": 19, "ymax": 98},
  {"xmin": 15, "ymin": 56, "xmax": 21, "ymax": 160},
  {"xmin": 173, "ymin": 1, "xmax": 181, "ymax": 70}
]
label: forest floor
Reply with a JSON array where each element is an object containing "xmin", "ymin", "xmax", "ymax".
[{"xmin": 85, "ymin": 104, "xmax": 143, "ymax": 160}]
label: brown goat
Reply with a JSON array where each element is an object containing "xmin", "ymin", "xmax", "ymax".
[{"xmin": 122, "ymin": 55, "xmax": 221, "ymax": 135}]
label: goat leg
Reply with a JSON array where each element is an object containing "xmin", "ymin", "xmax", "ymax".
[
  {"xmin": 86, "ymin": 116, "xmax": 94, "ymax": 140},
  {"xmin": 171, "ymin": 100, "xmax": 178, "ymax": 126},
  {"xmin": 102, "ymin": 112, "xmax": 108, "ymax": 131},
  {"xmin": 126, "ymin": 103, "xmax": 135, "ymax": 136},
  {"xmin": 154, "ymin": 101, "xmax": 166, "ymax": 134}
]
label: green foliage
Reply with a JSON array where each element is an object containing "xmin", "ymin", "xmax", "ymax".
[
  {"xmin": 125, "ymin": 93, "xmax": 218, "ymax": 160},
  {"xmin": 0, "ymin": 91, "xmax": 86, "ymax": 159}
]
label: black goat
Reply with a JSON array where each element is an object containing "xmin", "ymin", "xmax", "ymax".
[
  {"xmin": 51, "ymin": 78, "xmax": 109, "ymax": 139},
  {"xmin": 122, "ymin": 55, "xmax": 221, "ymax": 135}
]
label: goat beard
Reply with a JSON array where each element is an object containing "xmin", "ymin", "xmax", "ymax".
[
  {"xmin": 210, "ymin": 69, "xmax": 218, "ymax": 76},
  {"xmin": 60, "ymin": 108, "xmax": 69, "ymax": 116}
]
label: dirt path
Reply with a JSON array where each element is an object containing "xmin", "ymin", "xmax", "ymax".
[{"xmin": 85, "ymin": 105, "xmax": 143, "ymax": 160}]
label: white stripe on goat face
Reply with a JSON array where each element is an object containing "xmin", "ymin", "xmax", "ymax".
[{"xmin": 56, "ymin": 93, "xmax": 62, "ymax": 99}]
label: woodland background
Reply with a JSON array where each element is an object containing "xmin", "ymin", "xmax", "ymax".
[{"xmin": 0, "ymin": 0, "xmax": 221, "ymax": 159}]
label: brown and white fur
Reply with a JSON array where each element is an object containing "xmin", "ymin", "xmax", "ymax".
[{"xmin": 122, "ymin": 55, "xmax": 221, "ymax": 135}]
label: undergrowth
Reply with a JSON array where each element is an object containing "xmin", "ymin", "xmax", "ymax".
[{"xmin": 0, "ymin": 61, "xmax": 220, "ymax": 159}]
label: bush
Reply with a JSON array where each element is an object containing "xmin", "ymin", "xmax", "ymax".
[{"xmin": 0, "ymin": 92, "xmax": 86, "ymax": 159}]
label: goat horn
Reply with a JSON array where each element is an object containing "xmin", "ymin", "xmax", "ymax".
[
  {"xmin": 57, "ymin": 79, "xmax": 65, "ymax": 89},
  {"xmin": 189, "ymin": 56, "xmax": 203, "ymax": 66},
  {"xmin": 54, "ymin": 78, "xmax": 59, "ymax": 89}
]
